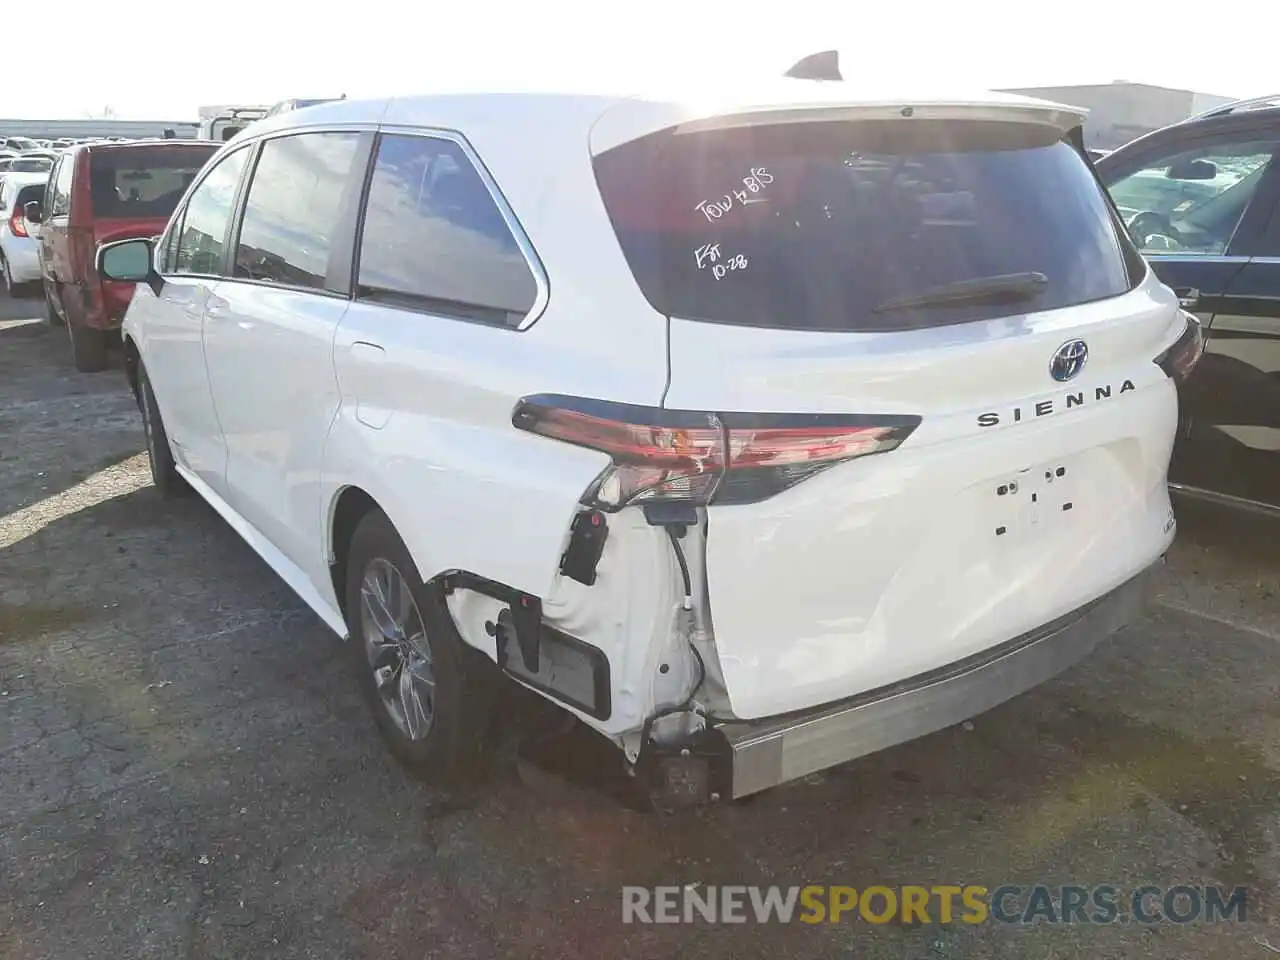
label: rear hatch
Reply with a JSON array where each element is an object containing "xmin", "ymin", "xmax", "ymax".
[
  {"xmin": 8, "ymin": 182, "xmax": 46, "ymax": 244},
  {"xmin": 87, "ymin": 142, "xmax": 218, "ymax": 242},
  {"xmin": 593, "ymin": 100, "xmax": 1187, "ymax": 720},
  {"xmin": 85, "ymin": 143, "xmax": 219, "ymax": 317}
]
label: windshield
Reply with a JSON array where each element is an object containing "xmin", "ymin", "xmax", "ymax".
[
  {"xmin": 89, "ymin": 145, "xmax": 219, "ymax": 219},
  {"xmin": 593, "ymin": 118, "xmax": 1136, "ymax": 332}
]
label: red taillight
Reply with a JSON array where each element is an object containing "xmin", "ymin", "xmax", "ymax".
[
  {"xmin": 512, "ymin": 396, "xmax": 920, "ymax": 509},
  {"xmin": 1155, "ymin": 312, "xmax": 1205, "ymax": 384},
  {"xmin": 9, "ymin": 211, "xmax": 28, "ymax": 238}
]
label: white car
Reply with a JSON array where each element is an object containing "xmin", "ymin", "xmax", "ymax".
[
  {"xmin": 0, "ymin": 172, "xmax": 47, "ymax": 294},
  {"xmin": 0, "ymin": 136, "xmax": 38, "ymax": 153},
  {"xmin": 95, "ymin": 86, "xmax": 1203, "ymax": 802}
]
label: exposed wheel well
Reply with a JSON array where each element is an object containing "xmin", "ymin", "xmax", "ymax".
[
  {"xmin": 330, "ymin": 486, "xmax": 380, "ymax": 618},
  {"xmin": 122, "ymin": 335, "xmax": 140, "ymax": 400}
]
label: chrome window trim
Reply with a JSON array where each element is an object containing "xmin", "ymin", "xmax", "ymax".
[{"xmin": 1143, "ymin": 254, "xmax": 1252, "ymax": 264}]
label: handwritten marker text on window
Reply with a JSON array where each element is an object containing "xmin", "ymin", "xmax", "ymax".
[
  {"xmin": 694, "ymin": 243, "xmax": 749, "ymax": 279},
  {"xmin": 695, "ymin": 168, "xmax": 774, "ymax": 223}
]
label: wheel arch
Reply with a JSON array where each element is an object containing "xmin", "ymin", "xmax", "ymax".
[{"xmin": 328, "ymin": 485, "xmax": 382, "ymax": 620}]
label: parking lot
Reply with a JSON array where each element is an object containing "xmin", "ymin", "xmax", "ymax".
[{"xmin": 1, "ymin": 289, "xmax": 1278, "ymax": 959}]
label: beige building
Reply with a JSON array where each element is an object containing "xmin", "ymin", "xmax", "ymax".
[{"xmin": 1000, "ymin": 82, "xmax": 1237, "ymax": 151}]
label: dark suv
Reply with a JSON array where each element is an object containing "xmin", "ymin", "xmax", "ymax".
[{"xmin": 1096, "ymin": 96, "xmax": 1280, "ymax": 517}]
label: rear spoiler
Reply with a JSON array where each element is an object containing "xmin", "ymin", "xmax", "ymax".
[{"xmin": 784, "ymin": 50, "xmax": 842, "ymax": 81}]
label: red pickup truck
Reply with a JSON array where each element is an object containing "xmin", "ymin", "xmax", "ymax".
[{"xmin": 30, "ymin": 139, "xmax": 220, "ymax": 371}]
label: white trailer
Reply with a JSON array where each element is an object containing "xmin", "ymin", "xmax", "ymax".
[{"xmin": 197, "ymin": 105, "xmax": 269, "ymax": 142}]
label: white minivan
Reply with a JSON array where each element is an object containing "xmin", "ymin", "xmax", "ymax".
[{"xmin": 97, "ymin": 85, "xmax": 1203, "ymax": 802}]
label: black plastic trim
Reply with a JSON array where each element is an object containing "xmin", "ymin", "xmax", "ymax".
[
  {"xmin": 439, "ymin": 568, "xmax": 527, "ymax": 607},
  {"xmin": 512, "ymin": 393, "xmax": 923, "ymax": 433},
  {"xmin": 439, "ymin": 569, "xmax": 541, "ymax": 670},
  {"xmin": 495, "ymin": 616, "xmax": 613, "ymax": 721},
  {"xmin": 436, "ymin": 568, "xmax": 611, "ymax": 720},
  {"xmin": 325, "ymin": 131, "xmax": 377, "ymax": 298},
  {"xmin": 221, "ymin": 140, "xmax": 263, "ymax": 279},
  {"xmin": 559, "ymin": 510, "xmax": 609, "ymax": 585}
]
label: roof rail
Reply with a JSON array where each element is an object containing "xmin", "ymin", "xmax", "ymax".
[{"xmin": 1185, "ymin": 93, "xmax": 1280, "ymax": 123}]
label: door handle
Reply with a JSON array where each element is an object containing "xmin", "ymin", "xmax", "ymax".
[{"xmin": 1173, "ymin": 287, "xmax": 1200, "ymax": 311}]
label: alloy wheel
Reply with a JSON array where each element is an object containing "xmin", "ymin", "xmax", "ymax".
[{"xmin": 359, "ymin": 558, "xmax": 436, "ymax": 741}]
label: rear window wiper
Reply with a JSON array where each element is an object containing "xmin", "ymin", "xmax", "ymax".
[{"xmin": 871, "ymin": 271, "xmax": 1049, "ymax": 313}]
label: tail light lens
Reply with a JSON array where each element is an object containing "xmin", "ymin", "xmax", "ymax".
[
  {"xmin": 9, "ymin": 211, "xmax": 28, "ymax": 238},
  {"xmin": 1155, "ymin": 312, "xmax": 1205, "ymax": 384},
  {"xmin": 512, "ymin": 395, "xmax": 920, "ymax": 509}
]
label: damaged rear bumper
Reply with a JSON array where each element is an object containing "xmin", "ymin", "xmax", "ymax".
[{"xmin": 716, "ymin": 559, "xmax": 1160, "ymax": 799}]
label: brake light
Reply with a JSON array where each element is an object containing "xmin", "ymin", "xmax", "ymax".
[
  {"xmin": 9, "ymin": 210, "xmax": 28, "ymax": 238},
  {"xmin": 1154, "ymin": 312, "xmax": 1205, "ymax": 384},
  {"xmin": 512, "ymin": 395, "xmax": 920, "ymax": 509}
]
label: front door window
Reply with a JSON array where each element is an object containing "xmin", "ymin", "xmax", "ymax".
[{"xmin": 1106, "ymin": 141, "xmax": 1277, "ymax": 255}]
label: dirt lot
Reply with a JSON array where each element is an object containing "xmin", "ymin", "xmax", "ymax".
[{"xmin": 2, "ymin": 289, "xmax": 1279, "ymax": 960}]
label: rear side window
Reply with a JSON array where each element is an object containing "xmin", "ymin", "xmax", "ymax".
[
  {"xmin": 593, "ymin": 119, "xmax": 1137, "ymax": 332},
  {"xmin": 88, "ymin": 145, "xmax": 217, "ymax": 219},
  {"xmin": 234, "ymin": 132, "xmax": 361, "ymax": 290},
  {"xmin": 355, "ymin": 134, "xmax": 539, "ymax": 326}
]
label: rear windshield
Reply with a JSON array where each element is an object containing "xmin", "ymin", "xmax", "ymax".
[
  {"xmin": 15, "ymin": 183, "xmax": 45, "ymax": 209},
  {"xmin": 593, "ymin": 119, "xmax": 1138, "ymax": 332},
  {"xmin": 89, "ymin": 145, "xmax": 218, "ymax": 219},
  {"xmin": 9, "ymin": 157, "xmax": 52, "ymax": 174}
]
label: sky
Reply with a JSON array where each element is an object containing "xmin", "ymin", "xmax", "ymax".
[{"xmin": 23, "ymin": 0, "xmax": 1275, "ymax": 120}]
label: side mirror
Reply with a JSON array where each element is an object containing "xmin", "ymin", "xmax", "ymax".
[
  {"xmin": 24, "ymin": 200, "xmax": 43, "ymax": 224},
  {"xmin": 97, "ymin": 237, "xmax": 155, "ymax": 284},
  {"xmin": 1167, "ymin": 158, "xmax": 1217, "ymax": 181}
]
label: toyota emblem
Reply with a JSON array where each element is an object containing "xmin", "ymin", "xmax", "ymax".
[{"xmin": 1050, "ymin": 339, "xmax": 1089, "ymax": 382}]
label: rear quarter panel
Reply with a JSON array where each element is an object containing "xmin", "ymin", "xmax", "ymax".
[{"xmin": 320, "ymin": 99, "xmax": 673, "ymax": 605}]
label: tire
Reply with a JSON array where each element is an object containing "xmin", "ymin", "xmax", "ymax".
[
  {"xmin": 344, "ymin": 509, "xmax": 491, "ymax": 784},
  {"xmin": 137, "ymin": 362, "xmax": 187, "ymax": 496},
  {"xmin": 0, "ymin": 254, "xmax": 12, "ymax": 298},
  {"xmin": 68, "ymin": 319, "xmax": 109, "ymax": 372}
]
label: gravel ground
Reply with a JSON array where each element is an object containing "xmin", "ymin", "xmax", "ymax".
[{"xmin": 1, "ymin": 290, "xmax": 1279, "ymax": 960}]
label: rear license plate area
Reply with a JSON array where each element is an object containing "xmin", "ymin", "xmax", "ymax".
[{"xmin": 990, "ymin": 458, "xmax": 1078, "ymax": 541}]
